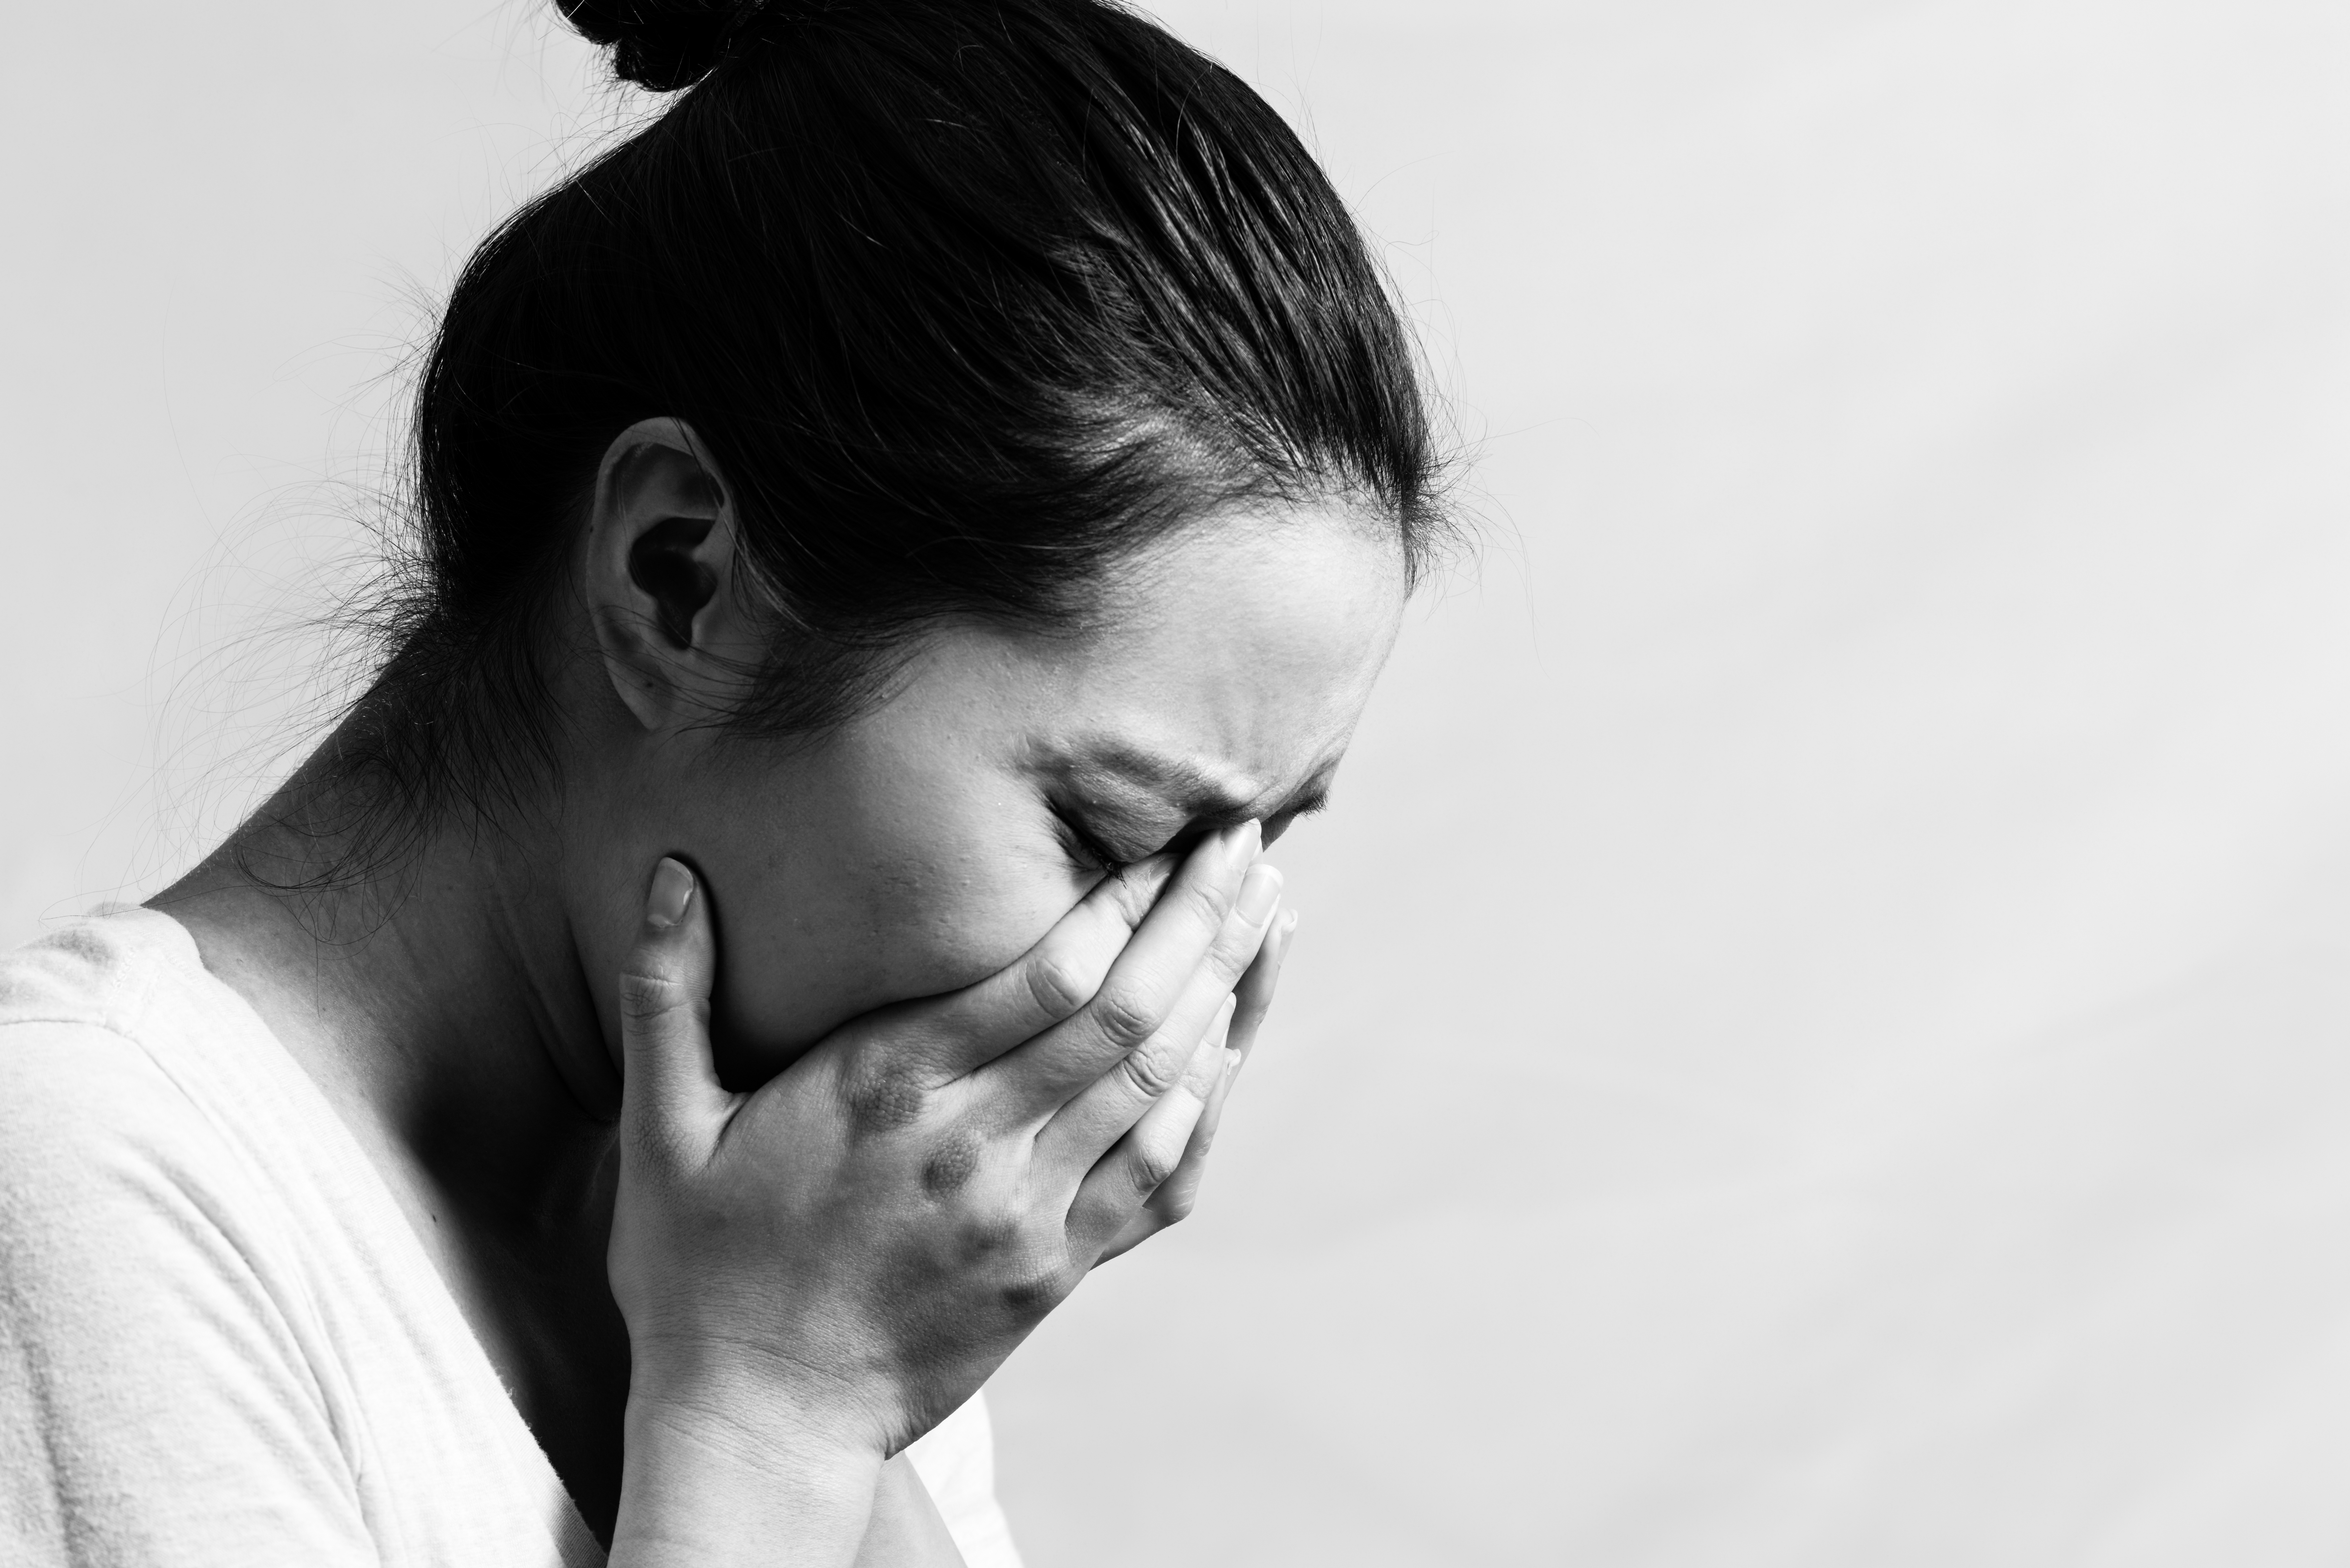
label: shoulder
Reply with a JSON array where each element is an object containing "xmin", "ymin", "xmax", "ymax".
[
  {"xmin": 0, "ymin": 1013, "xmax": 235, "ymax": 1256},
  {"xmin": 0, "ymin": 911, "xmax": 304, "ymax": 1328},
  {"xmin": 0, "ymin": 906, "xmax": 296, "ymax": 1133},
  {"xmin": 0, "ymin": 914, "xmax": 245, "ymax": 1207},
  {"xmin": 0, "ymin": 910, "xmax": 171, "ymax": 1030},
  {"xmin": 0, "ymin": 918, "xmax": 375, "ymax": 1559}
]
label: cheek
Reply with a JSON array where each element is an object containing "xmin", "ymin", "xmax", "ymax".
[{"xmin": 700, "ymin": 770, "xmax": 1088, "ymax": 1061}]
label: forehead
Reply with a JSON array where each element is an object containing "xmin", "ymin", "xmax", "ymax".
[
  {"xmin": 890, "ymin": 503, "xmax": 1408, "ymax": 809},
  {"xmin": 1056, "ymin": 506, "xmax": 1404, "ymax": 785}
]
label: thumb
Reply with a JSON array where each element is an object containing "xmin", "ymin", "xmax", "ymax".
[{"xmin": 616, "ymin": 856, "xmax": 728, "ymax": 1155}]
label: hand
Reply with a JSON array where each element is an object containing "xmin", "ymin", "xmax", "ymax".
[
  {"xmin": 1096, "ymin": 905, "xmax": 1298, "ymax": 1262},
  {"xmin": 605, "ymin": 822, "xmax": 1285, "ymax": 1565}
]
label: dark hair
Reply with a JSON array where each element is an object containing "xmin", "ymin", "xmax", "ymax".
[{"xmin": 320, "ymin": 0, "xmax": 1445, "ymax": 854}]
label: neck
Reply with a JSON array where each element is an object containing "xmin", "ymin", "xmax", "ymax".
[
  {"xmin": 150, "ymin": 753, "xmax": 624, "ymax": 1253},
  {"xmin": 151, "ymin": 726, "xmax": 651, "ymax": 1540}
]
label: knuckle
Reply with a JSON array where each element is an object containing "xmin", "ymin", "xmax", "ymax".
[
  {"xmin": 616, "ymin": 969, "xmax": 686, "ymax": 1023},
  {"xmin": 1116, "ymin": 1035, "xmax": 1189, "ymax": 1100},
  {"xmin": 838, "ymin": 1055, "xmax": 927, "ymax": 1135},
  {"xmin": 1131, "ymin": 1135, "xmax": 1182, "ymax": 1193},
  {"xmin": 919, "ymin": 1131, "xmax": 984, "ymax": 1197},
  {"xmin": 998, "ymin": 1261, "xmax": 1073, "ymax": 1314},
  {"xmin": 1088, "ymin": 983, "xmax": 1162, "ymax": 1052},
  {"xmin": 952, "ymin": 1204, "xmax": 1025, "ymax": 1263},
  {"xmin": 1021, "ymin": 950, "xmax": 1096, "ymax": 1022}
]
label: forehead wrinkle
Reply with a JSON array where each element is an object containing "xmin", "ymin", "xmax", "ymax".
[
  {"xmin": 1062, "ymin": 740, "xmax": 1255, "ymax": 812},
  {"xmin": 1053, "ymin": 736, "xmax": 1336, "ymax": 824}
]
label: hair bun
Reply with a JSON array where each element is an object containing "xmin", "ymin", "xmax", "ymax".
[{"xmin": 558, "ymin": 1, "xmax": 764, "ymax": 92}]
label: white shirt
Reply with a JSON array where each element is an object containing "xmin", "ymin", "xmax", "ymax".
[{"xmin": 0, "ymin": 908, "xmax": 1020, "ymax": 1567}]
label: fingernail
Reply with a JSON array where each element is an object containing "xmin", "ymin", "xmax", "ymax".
[
  {"xmin": 646, "ymin": 858, "xmax": 695, "ymax": 928},
  {"xmin": 1234, "ymin": 863, "xmax": 1282, "ymax": 925},
  {"xmin": 1279, "ymin": 909, "xmax": 1301, "ymax": 956},
  {"xmin": 1229, "ymin": 819, "xmax": 1263, "ymax": 864}
]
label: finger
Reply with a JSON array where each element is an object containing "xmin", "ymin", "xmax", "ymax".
[
  {"xmin": 1221, "ymin": 905, "xmax": 1296, "ymax": 1068},
  {"xmin": 903, "ymin": 855, "xmax": 1177, "ymax": 1081},
  {"xmin": 1028, "ymin": 860, "xmax": 1281, "ymax": 1163},
  {"xmin": 1093, "ymin": 1003, "xmax": 1248, "ymax": 1263},
  {"xmin": 1133, "ymin": 907, "xmax": 1296, "ymax": 1222},
  {"xmin": 1063, "ymin": 1001, "xmax": 1233, "ymax": 1261},
  {"xmin": 1076, "ymin": 908, "xmax": 1294, "ymax": 1262},
  {"xmin": 615, "ymin": 857, "xmax": 730, "ymax": 1157},
  {"xmin": 1110, "ymin": 911, "xmax": 1296, "ymax": 1254},
  {"xmin": 981, "ymin": 822, "xmax": 1267, "ymax": 1117}
]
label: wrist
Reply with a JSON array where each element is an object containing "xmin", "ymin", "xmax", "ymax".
[
  {"xmin": 628, "ymin": 1326, "xmax": 892, "ymax": 1454},
  {"xmin": 613, "ymin": 1379, "xmax": 885, "ymax": 1567}
]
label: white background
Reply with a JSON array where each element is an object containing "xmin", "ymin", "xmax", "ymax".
[{"xmin": 8, "ymin": 3, "xmax": 2350, "ymax": 1563}]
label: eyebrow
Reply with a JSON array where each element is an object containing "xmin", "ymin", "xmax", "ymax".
[{"xmin": 1051, "ymin": 739, "xmax": 1333, "ymax": 826}]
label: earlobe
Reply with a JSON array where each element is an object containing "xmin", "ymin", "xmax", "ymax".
[{"xmin": 583, "ymin": 417, "xmax": 745, "ymax": 731}]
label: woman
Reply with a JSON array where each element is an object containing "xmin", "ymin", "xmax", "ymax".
[{"xmin": 0, "ymin": 0, "xmax": 1445, "ymax": 1562}]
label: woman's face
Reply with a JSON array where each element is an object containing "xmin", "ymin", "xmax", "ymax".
[{"xmin": 575, "ymin": 503, "xmax": 1407, "ymax": 1069}]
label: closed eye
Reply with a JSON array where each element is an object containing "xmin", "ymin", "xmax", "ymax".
[
  {"xmin": 1049, "ymin": 788, "xmax": 1331, "ymax": 876},
  {"xmin": 1047, "ymin": 797, "xmax": 1144, "ymax": 874},
  {"xmin": 1261, "ymin": 795, "xmax": 1329, "ymax": 846}
]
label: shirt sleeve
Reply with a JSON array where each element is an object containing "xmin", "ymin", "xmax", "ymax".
[
  {"xmin": 905, "ymin": 1388, "xmax": 1025, "ymax": 1568},
  {"xmin": 0, "ymin": 1019, "xmax": 375, "ymax": 1568}
]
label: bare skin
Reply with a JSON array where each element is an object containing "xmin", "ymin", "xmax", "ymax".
[{"xmin": 154, "ymin": 418, "xmax": 1405, "ymax": 1561}]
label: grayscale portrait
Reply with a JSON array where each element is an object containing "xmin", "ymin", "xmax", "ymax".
[{"xmin": 3, "ymin": 2, "xmax": 2343, "ymax": 1565}]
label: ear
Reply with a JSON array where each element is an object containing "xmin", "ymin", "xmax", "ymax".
[{"xmin": 583, "ymin": 417, "xmax": 757, "ymax": 731}]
